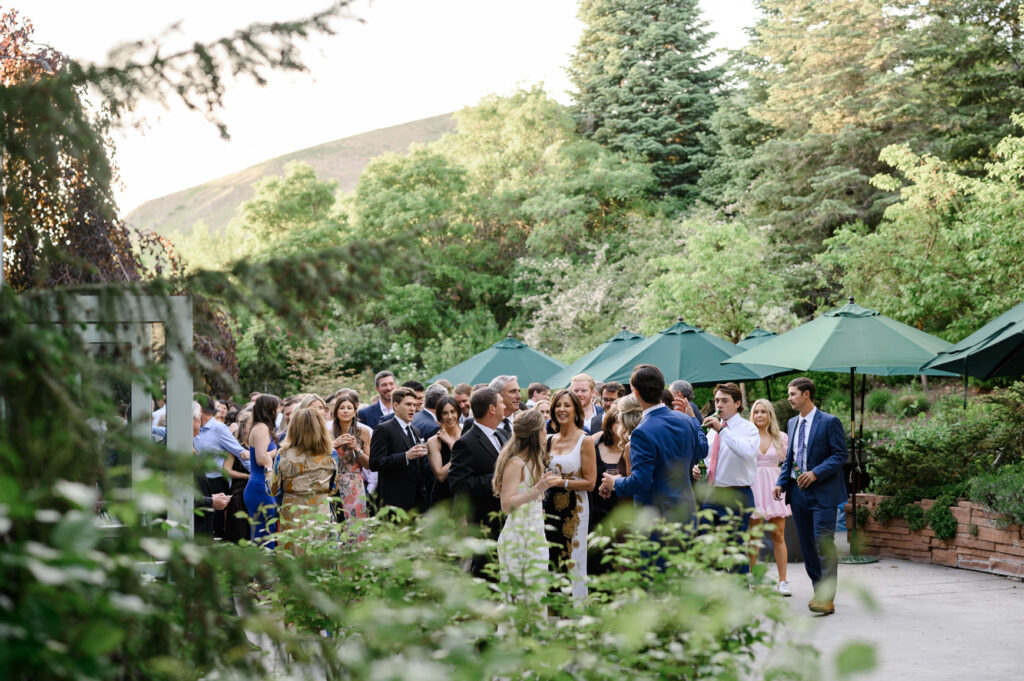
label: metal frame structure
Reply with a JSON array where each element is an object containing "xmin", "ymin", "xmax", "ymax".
[{"xmin": 39, "ymin": 294, "xmax": 194, "ymax": 535}]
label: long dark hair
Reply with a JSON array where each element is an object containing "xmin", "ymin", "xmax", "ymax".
[
  {"xmin": 434, "ymin": 396, "xmax": 460, "ymax": 424},
  {"xmin": 252, "ymin": 394, "xmax": 280, "ymax": 443},
  {"xmin": 549, "ymin": 389, "xmax": 584, "ymax": 433},
  {"xmin": 332, "ymin": 390, "xmax": 360, "ymax": 437}
]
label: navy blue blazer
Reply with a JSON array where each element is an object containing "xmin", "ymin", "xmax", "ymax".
[
  {"xmin": 412, "ymin": 409, "xmax": 440, "ymax": 441},
  {"xmin": 776, "ymin": 409, "xmax": 849, "ymax": 507},
  {"xmin": 614, "ymin": 405, "xmax": 707, "ymax": 516},
  {"xmin": 358, "ymin": 402, "xmax": 392, "ymax": 431}
]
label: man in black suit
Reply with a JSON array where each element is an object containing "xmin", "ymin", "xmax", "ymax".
[
  {"xmin": 411, "ymin": 383, "xmax": 446, "ymax": 440},
  {"xmin": 368, "ymin": 386, "xmax": 429, "ymax": 512},
  {"xmin": 358, "ymin": 370, "xmax": 397, "ymax": 430},
  {"xmin": 448, "ymin": 386, "xmax": 507, "ymax": 575}
]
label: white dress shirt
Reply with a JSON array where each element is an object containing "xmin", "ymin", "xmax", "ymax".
[
  {"xmin": 708, "ymin": 412, "xmax": 760, "ymax": 487},
  {"xmin": 475, "ymin": 422, "xmax": 504, "ymax": 454}
]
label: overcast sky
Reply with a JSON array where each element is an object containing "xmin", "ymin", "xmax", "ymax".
[{"xmin": 22, "ymin": 0, "xmax": 758, "ymax": 213}]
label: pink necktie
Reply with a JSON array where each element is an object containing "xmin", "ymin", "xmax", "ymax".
[{"xmin": 708, "ymin": 432, "xmax": 721, "ymax": 485}]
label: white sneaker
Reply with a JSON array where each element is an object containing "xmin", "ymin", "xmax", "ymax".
[{"xmin": 777, "ymin": 580, "xmax": 792, "ymax": 597}]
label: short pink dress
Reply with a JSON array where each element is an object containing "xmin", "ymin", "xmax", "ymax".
[{"xmin": 752, "ymin": 432, "xmax": 792, "ymax": 520}]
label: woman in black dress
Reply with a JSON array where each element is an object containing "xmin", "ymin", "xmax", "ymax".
[{"xmin": 427, "ymin": 396, "xmax": 462, "ymax": 507}]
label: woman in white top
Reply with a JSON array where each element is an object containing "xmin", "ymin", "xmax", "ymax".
[{"xmin": 542, "ymin": 389, "xmax": 597, "ymax": 604}]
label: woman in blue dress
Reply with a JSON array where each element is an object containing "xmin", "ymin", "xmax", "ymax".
[{"xmin": 243, "ymin": 394, "xmax": 281, "ymax": 547}]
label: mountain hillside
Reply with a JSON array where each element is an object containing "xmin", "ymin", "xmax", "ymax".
[{"xmin": 126, "ymin": 113, "xmax": 457, "ymax": 236}]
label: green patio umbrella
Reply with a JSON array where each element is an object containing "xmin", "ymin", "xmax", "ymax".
[
  {"xmin": 724, "ymin": 298, "xmax": 955, "ymax": 560},
  {"xmin": 738, "ymin": 327, "xmax": 778, "ymax": 349},
  {"xmin": 428, "ymin": 335, "xmax": 566, "ymax": 386},
  {"xmin": 544, "ymin": 327, "xmax": 645, "ymax": 388},
  {"xmin": 737, "ymin": 327, "xmax": 794, "ymax": 400},
  {"xmin": 581, "ymin": 318, "xmax": 768, "ymax": 386},
  {"xmin": 921, "ymin": 301, "xmax": 1024, "ymax": 402}
]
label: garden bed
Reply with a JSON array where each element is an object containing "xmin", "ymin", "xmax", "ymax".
[{"xmin": 849, "ymin": 494, "xmax": 1024, "ymax": 579}]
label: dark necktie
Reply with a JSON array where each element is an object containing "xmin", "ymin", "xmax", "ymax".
[{"xmin": 499, "ymin": 417, "xmax": 512, "ymax": 438}]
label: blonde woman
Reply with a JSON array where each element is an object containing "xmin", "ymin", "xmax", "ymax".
[
  {"xmin": 749, "ymin": 398, "xmax": 792, "ymax": 596},
  {"xmin": 615, "ymin": 395, "xmax": 643, "ymax": 478},
  {"xmin": 298, "ymin": 393, "xmax": 330, "ymax": 423},
  {"xmin": 269, "ymin": 407, "xmax": 339, "ymax": 549},
  {"xmin": 492, "ymin": 410, "xmax": 562, "ymax": 602}
]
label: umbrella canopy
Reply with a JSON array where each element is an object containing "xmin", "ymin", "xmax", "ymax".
[
  {"xmin": 544, "ymin": 327, "xmax": 646, "ymax": 388},
  {"xmin": 921, "ymin": 300, "xmax": 1024, "ymax": 379},
  {"xmin": 581, "ymin": 318, "xmax": 769, "ymax": 386},
  {"xmin": 428, "ymin": 335, "xmax": 566, "ymax": 386},
  {"xmin": 735, "ymin": 327, "xmax": 794, "ymax": 379},
  {"xmin": 737, "ymin": 327, "xmax": 778, "ymax": 349},
  {"xmin": 724, "ymin": 301, "xmax": 954, "ymax": 374}
]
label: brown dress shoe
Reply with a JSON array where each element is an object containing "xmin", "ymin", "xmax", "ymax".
[{"xmin": 808, "ymin": 599, "xmax": 835, "ymax": 615}]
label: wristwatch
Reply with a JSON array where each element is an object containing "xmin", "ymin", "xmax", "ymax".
[{"xmin": 563, "ymin": 479, "xmax": 569, "ymax": 490}]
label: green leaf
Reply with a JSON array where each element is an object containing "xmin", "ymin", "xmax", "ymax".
[{"xmin": 835, "ymin": 641, "xmax": 877, "ymax": 678}]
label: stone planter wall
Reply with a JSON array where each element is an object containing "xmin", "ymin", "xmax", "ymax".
[{"xmin": 849, "ymin": 494, "xmax": 1024, "ymax": 579}]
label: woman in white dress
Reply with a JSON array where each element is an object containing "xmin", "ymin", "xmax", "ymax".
[
  {"xmin": 543, "ymin": 389, "xmax": 597, "ymax": 604},
  {"xmin": 493, "ymin": 410, "xmax": 563, "ymax": 604}
]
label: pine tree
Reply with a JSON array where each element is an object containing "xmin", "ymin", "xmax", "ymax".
[{"xmin": 569, "ymin": 0, "xmax": 723, "ymax": 200}]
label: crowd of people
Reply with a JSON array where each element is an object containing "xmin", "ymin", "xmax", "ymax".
[{"xmin": 184, "ymin": 365, "xmax": 848, "ymax": 615}]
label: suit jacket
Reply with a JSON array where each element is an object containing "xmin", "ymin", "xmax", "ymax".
[
  {"xmin": 777, "ymin": 410, "xmax": 849, "ymax": 507},
  {"xmin": 448, "ymin": 424, "xmax": 504, "ymax": 537},
  {"xmin": 614, "ymin": 405, "xmax": 707, "ymax": 518},
  {"xmin": 412, "ymin": 409, "xmax": 440, "ymax": 441},
  {"xmin": 584, "ymin": 410, "xmax": 604, "ymax": 436},
  {"xmin": 358, "ymin": 402, "xmax": 393, "ymax": 431},
  {"xmin": 368, "ymin": 416, "xmax": 428, "ymax": 511}
]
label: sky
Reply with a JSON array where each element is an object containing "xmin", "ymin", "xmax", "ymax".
[{"xmin": 22, "ymin": 0, "xmax": 758, "ymax": 214}]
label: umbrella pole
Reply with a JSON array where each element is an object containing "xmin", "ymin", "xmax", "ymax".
[
  {"xmin": 963, "ymin": 358, "xmax": 968, "ymax": 409},
  {"xmin": 765, "ymin": 378, "xmax": 772, "ymax": 403},
  {"xmin": 849, "ymin": 367, "xmax": 857, "ymax": 554}
]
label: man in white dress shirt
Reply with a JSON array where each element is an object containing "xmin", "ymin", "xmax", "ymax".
[{"xmin": 701, "ymin": 382, "xmax": 760, "ymax": 569}]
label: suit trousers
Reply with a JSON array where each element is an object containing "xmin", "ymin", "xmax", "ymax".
[
  {"xmin": 789, "ymin": 483, "xmax": 838, "ymax": 601},
  {"xmin": 701, "ymin": 485, "xmax": 755, "ymax": 574}
]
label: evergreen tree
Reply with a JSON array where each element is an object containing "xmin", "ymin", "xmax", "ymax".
[{"xmin": 569, "ymin": 0, "xmax": 722, "ymax": 200}]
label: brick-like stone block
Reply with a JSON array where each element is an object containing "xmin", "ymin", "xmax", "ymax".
[
  {"xmin": 951, "ymin": 536, "xmax": 996, "ymax": 552},
  {"xmin": 957, "ymin": 556, "xmax": 992, "ymax": 571},
  {"xmin": 992, "ymin": 543, "xmax": 1024, "ymax": 558},
  {"xmin": 949, "ymin": 507, "xmax": 970, "ymax": 524},
  {"xmin": 989, "ymin": 558, "xmax": 1024, "ymax": 578},
  {"xmin": 977, "ymin": 526, "xmax": 1022, "ymax": 546},
  {"xmin": 932, "ymin": 548, "xmax": 957, "ymax": 567}
]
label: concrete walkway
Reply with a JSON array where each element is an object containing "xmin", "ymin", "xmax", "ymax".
[{"xmin": 766, "ymin": 534, "xmax": 1023, "ymax": 681}]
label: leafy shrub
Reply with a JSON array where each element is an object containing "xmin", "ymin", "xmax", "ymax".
[
  {"xmin": 866, "ymin": 402, "xmax": 1005, "ymax": 496},
  {"xmin": 969, "ymin": 461, "xmax": 1024, "ymax": 527},
  {"xmin": 866, "ymin": 389, "xmax": 893, "ymax": 414},
  {"xmin": 822, "ymin": 390, "xmax": 851, "ymax": 417},
  {"xmin": 890, "ymin": 392, "xmax": 930, "ymax": 417},
  {"xmin": 926, "ymin": 492, "xmax": 959, "ymax": 540}
]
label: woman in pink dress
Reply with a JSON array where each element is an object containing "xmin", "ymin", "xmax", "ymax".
[{"xmin": 749, "ymin": 398, "xmax": 792, "ymax": 596}]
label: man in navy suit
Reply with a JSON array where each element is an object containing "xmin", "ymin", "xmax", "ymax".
[
  {"xmin": 412, "ymin": 383, "xmax": 447, "ymax": 440},
  {"xmin": 358, "ymin": 370, "xmax": 397, "ymax": 430},
  {"xmin": 774, "ymin": 377, "xmax": 848, "ymax": 615},
  {"xmin": 599, "ymin": 364, "xmax": 707, "ymax": 522}
]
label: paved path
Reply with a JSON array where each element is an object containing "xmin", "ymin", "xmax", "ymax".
[{"xmin": 766, "ymin": 535, "xmax": 1023, "ymax": 681}]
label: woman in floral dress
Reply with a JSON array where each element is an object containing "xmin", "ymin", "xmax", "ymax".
[
  {"xmin": 329, "ymin": 390, "xmax": 370, "ymax": 533},
  {"xmin": 269, "ymin": 407, "xmax": 338, "ymax": 550}
]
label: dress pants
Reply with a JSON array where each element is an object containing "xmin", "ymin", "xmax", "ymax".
[
  {"xmin": 789, "ymin": 483, "xmax": 838, "ymax": 601},
  {"xmin": 701, "ymin": 485, "xmax": 755, "ymax": 574}
]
